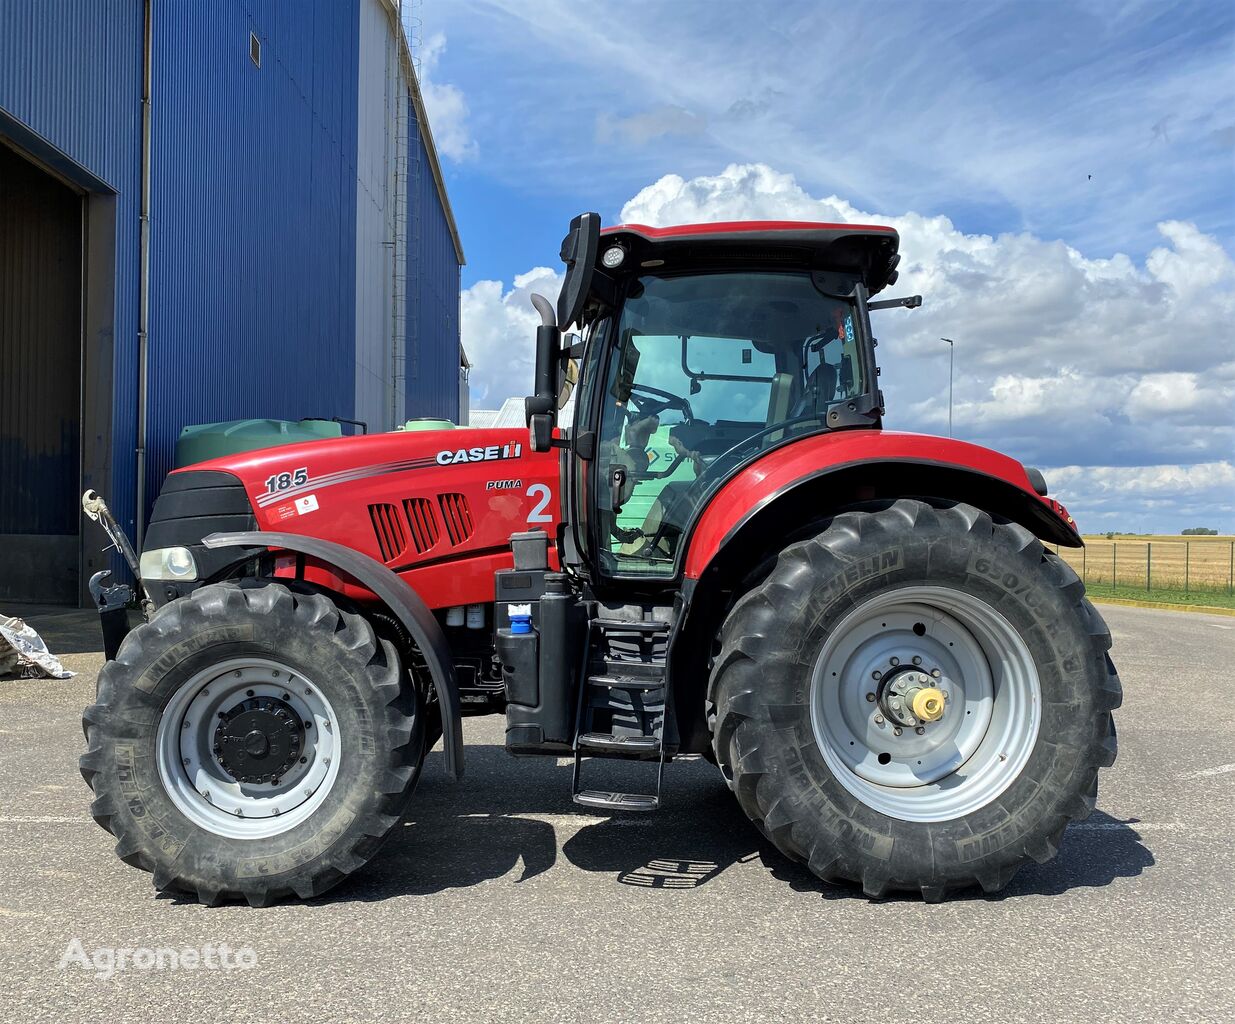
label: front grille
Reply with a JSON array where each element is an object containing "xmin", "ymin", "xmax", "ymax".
[
  {"xmin": 142, "ymin": 469, "xmax": 259, "ymax": 606},
  {"xmin": 438, "ymin": 492, "xmax": 473, "ymax": 545}
]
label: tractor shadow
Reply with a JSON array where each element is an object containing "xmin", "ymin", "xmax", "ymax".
[
  {"xmin": 327, "ymin": 743, "xmax": 1154, "ymax": 904},
  {"xmin": 770, "ymin": 808, "xmax": 1156, "ymax": 903}
]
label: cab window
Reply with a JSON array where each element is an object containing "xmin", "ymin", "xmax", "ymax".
[{"xmin": 592, "ymin": 271, "xmax": 863, "ymax": 577}]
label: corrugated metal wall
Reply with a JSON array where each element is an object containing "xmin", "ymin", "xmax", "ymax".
[
  {"xmin": 145, "ymin": 0, "xmax": 361, "ymax": 491},
  {"xmin": 0, "ymin": 0, "xmax": 462, "ymax": 591},
  {"xmin": 406, "ymin": 117, "xmax": 461, "ymax": 421},
  {"xmin": 0, "ymin": 0, "xmax": 144, "ymax": 541}
]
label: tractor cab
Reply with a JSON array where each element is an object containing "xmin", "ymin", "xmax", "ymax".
[{"xmin": 526, "ymin": 214, "xmax": 917, "ymax": 583}]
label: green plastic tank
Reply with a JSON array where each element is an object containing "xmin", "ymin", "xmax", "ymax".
[{"xmin": 175, "ymin": 418, "xmax": 343, "ymax": 468}]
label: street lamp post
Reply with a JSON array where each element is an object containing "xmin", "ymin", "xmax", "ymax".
[{"xmin": 940, "ymin": 337, "xmax": 955, "ymax": 437}]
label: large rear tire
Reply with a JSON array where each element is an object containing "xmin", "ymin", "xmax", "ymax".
[
  {"xmin": 80, "ymin": 582, "xmax": 425, "ymax": 906},
  {"xmin": 709, "ymin": 499, "xmax": 1120, "ymax": 901}
]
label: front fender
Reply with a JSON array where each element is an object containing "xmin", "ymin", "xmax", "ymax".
[
  {"xmin": 202, "ymin": 530, "xmax": 464, "ymax": 780},
  {"xmin": 684, "ymin": 430, "xmax": 1080, "ymax": 580}
]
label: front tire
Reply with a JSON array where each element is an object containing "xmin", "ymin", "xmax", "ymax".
[
  {"xmin": 709, "ymin": 499, "xmax": 1120, "ymax": 901},
  {"xmin": 80, "ymin": 583, "xmax": 425, "ymax": 905}
]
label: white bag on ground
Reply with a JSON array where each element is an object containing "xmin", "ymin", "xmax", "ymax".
[{"xmin": 0, "ymin": 616, "xmax": 75, "ymax": 679}]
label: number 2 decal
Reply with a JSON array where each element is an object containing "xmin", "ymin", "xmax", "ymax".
[{"xmin": 526, "ymin": 483, "xmax": 553, "ymax": 523}]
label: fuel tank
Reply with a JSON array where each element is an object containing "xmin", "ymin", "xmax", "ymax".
[{"xmin": 178, "ymin": 428, "xmax": 561, "ymax": 609}]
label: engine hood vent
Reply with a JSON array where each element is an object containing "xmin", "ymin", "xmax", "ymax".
[{"xmin": 438, "ymin": 493, "xmax": 473, "ymax": 545}]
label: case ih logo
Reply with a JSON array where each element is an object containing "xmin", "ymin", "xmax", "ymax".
[{"xmin": 435, "ymin": 443, "xmax": 523, "ymax": 466}]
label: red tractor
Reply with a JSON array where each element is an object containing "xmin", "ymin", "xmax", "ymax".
[{"xmin": 81, "ymin": 215, "xmax": 1120, "ymax": 904}]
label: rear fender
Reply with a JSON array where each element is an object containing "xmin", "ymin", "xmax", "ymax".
[
  {"xmin": 202, "ymin": 530, "xmax": 463, "ymax": 780},
  {"xmin": 669, "ymin": 434, "xmax": 1081, "ymax": 756},
  {"xmin": 684, "ymin": 432, "xmax": 1079, "ymax": 582}
]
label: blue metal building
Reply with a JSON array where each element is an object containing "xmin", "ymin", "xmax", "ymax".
[{"xmin": 0, "ymin": 0, "xmax": 464, "ymax": 604}]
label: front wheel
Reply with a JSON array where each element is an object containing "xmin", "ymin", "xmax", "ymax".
[
  {"xmin": 81, "ymin": 582, "xmax": 425, "ymax": 905},
  {"xmin": 709, "ymin": 500, "xmax": 1120, "ymax": 901}
]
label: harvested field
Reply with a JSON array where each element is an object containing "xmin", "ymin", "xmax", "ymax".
[{"xmin": 1054, "ymin": 535, "xmax": 1234, "ymax": 597}]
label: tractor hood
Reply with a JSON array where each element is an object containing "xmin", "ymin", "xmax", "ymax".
[{"xmin": 145, "ymin": 428, "xmax": 561, "ymax": 609}]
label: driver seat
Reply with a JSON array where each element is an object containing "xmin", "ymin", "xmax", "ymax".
[
  {"xmin": 790, "ymin": 360, "xmax": 837, "ymax": 418},
  {"xmin": 628, "ymin": 480, "xmax": 695, "ymax": 561}
]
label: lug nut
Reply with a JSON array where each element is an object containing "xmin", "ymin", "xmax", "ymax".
[
  {"xmin": 304, "ymin": 688, "xmax": 311, "ymax": 695},
  {"xmin": 893, "ymin": 727, "xmax": 903, "ymax": 736},
  {"xmin": 866, "ymin": 693, "xmax": 876, "ymax": 702},
  {"xmin": 246, "ymin": 689, "xmax": 254, "ymax": 697},
  {"xmin": 299, "ymin": 756, "xmax": 307, "ymax": 764},
  {"xmin": 890, "ymin": 657, "xmax": 900, "ymax": 666},
  {"xmin": 273, "ymin": 670, "xmax": 280, "ymax": 677},
  {"xmin": 931, "ymin": 669, "xmax": 941, "ymax": 678},
  {"xmin": 916, "ymin": 726, "xmax": 926, "ymax": 735},
  {"xmin": 874, "ymin": 714, "xmax": 885, "ymax": 725},
  {"xmin": 872, "ymin": 671, "xmax": 882, "ymax": 680},
  {"xmin": 912, "ymin": 656, "xmax": 922, "ymax": 665}
]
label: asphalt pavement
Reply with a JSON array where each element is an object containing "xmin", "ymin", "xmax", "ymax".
[{"xmin": 0, "ymin": 603, "xmax": 1232, "ymax": 1023}]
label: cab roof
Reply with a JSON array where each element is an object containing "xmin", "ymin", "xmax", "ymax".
[{"xmin": 600, "ymin": 220, "xmax": 902, "ymax": 293}]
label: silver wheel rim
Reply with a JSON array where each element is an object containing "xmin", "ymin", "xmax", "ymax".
[
  {"xmin": 155, "ymin": 657, "xmax": 341, "ymax": 839},
  {"xmin": 810, "ymin": 585, "xmax": 1041, "ymax": 822}
]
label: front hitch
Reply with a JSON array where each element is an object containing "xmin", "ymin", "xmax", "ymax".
[
  {"xmin": 81, "ymin": 490, "xmax": 144, "ymax": 660},
  {"xmin": 89, "ymin": 570, "xmax": 134, "ymax": 661}
]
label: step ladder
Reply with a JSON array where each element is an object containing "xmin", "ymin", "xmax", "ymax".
[{"xmin": 572, "ymin": 617, "xmax": 669, "ymax": 812}]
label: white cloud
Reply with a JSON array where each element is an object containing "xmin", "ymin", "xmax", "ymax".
[
  {"xmin": 418, "ymin": 33, "xmax": 477, "ymax": 162},
  {"xmin": 462, "ymin": 162, "xmax": 1235, "ymax": 530},
  {"xmin": 1042, "ymin": 462, "xmax": 1234, "ymax": 530},
  {"xmin": 462, "ymin": 266, "xmax": 562, "ymax": 407}
]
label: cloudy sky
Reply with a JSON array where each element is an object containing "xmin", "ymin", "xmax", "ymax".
[{"xmin": 420, "ymin": 0, "xmax": 1234, "ymax": 533}]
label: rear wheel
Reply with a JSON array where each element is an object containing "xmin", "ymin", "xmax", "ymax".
[
  {"xmin": 81, "ymin": 582, "xmax": 425, "ymax": 905},
  {"xmin": 709, "ymin": 499, "xmax": 1120, "ymax": 900}
]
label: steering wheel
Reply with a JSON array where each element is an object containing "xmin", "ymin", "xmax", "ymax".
[
  {"xmin": 690, "ymin": 414, "xmax": 820, "ymax": 489},
  {"xmin": 626, "ymin": 382, "xmax": 695, "ymax": 423},
  {"xmin": 635, "ymin": 414, "xmax": 820, "ymax": 559}
]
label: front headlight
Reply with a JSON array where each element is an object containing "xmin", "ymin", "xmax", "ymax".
[{"xmin": 139, "ymin": 546, "xmax": 199, "ymax": 581}]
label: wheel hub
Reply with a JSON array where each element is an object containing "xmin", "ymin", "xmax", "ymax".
[
  {"xmin": 810, "ymin": 587, "xmax": 1042, "ymax": 822},
  {"xmin": 877, "ymin": 666, "xmax": 946, "ymax": 728},
  {"xmin": 156, "ymin": 658, "xmax": 341, "ymax": 839},
  {"xmin": 214, "ymin": 696, "xmax": 304, "ymax": 784}
]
